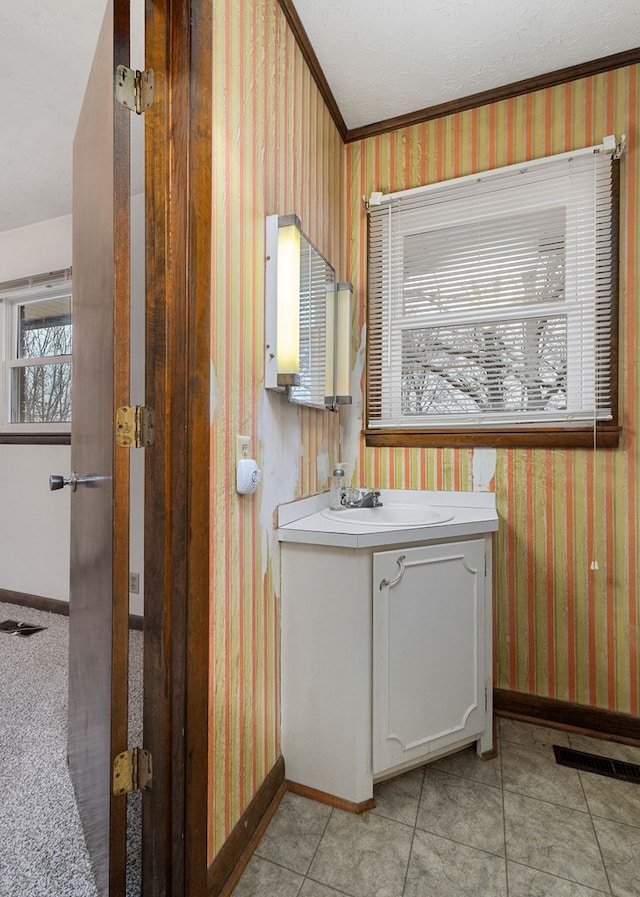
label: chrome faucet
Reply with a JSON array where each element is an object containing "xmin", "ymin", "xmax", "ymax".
[{"xmin": 343, "ymin": 489, "xmax": 383, "ymax": 509}]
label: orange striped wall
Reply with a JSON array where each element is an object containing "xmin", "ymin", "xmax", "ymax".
[
  {"xmin": 346, "ymin": 66, "xmax": 640, "ymax": 718},
  {"xmin": 209, "ymin": 0, "xmax": 344, "ymax": 860},
  {"xmin": 208, "ymin": 7, "xmax": 640, "ymax": 863}
]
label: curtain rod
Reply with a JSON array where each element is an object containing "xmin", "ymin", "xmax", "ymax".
[{"xmin": 364, "ymin": 135, "xmax": 625, "ymax": 212}]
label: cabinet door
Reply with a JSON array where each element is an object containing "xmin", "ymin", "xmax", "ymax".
[{"xmin": 373, "ymin": 539, "xmax": 486, "ymax": 775}]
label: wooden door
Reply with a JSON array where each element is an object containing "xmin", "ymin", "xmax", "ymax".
[
  {"xmin": 67, "ymin": 0, "xmax": 212, "ymax": 893},
  {"xmin": 68, "ymin": 1, "xmax": 131, "ymax": 894}
]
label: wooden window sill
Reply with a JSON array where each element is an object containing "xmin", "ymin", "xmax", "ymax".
[
  {"xmin": 364, "ymin": 426, "xmax": 621, "ymax": 450},
  {"xmin": 0, "ymin": 433, "xmax": 71, "ymax": 445}
]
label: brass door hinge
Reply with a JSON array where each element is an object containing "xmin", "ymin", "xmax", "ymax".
[
  {"xmin": 113, "ymin": 747, "xmax": 153, "ymax": 796},
  {"xmin": 116, "ymin": 405, "xmax": 155, "ymax": 448},
  {"xmin": 115, "ymin": 65, "xmax": 154, "ymax": 115}
]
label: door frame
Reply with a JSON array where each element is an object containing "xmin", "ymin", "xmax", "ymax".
[{"xmin": 143, "ymin": 1, "xmax": 212, "ymax": 894}]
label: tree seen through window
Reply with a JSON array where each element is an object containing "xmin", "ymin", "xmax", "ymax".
[{"xmin": 12, "ymin": 296, "xmax": 72, "ymax": 423}]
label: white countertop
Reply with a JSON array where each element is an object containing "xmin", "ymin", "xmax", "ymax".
[{"xmin": 277, "ymin": 489, "xmax": 498, "ymax": 549}]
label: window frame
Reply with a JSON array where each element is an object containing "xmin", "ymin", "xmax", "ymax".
[
  {"xmin": 0, "ymin": 270, "xmax": 73, "ymax": 443},
  {"xmin": 364, "ymin": 149, "xmax": 621, "ymax": 450}
]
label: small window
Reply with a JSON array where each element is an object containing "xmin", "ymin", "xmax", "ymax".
[
  {"xmin": 0, "ymin": 269, "xmax": 72, "ymax": 435},
  {"xmin": 366, "ymin": 143, "xmax": 620, "ymax": 448}
]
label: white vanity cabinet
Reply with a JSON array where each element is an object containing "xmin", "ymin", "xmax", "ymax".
[
  {"xmin": 372, "ymin": 539, "xmax": 489, "ymax": 776},
  {"xmin": 278, "ymin": 491, "xmax": 497, "ymax": 808}
]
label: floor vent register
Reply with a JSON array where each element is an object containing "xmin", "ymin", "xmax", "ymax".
[
  {"xmin": 554, "ymin": 744, "xmax": 640, "ymax": 785},
  {"xmin": 0, "ymin": 619, "xmax": 47, "ymax": 638}
]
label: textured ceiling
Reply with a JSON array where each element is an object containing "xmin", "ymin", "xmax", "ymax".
[
  {"xmin": 1, "ymin": 1, "xmax": 638, "ymax": 236},
  {"xmin": 0, "ymin": 1, "xmax": 107, "ymax": 234},
  {"xmin": 0, "ymin": 0, "xmax": 144, "ymax": 238},
  {"xmin": 292, "ymin": 0, "xmax": 640, "ymax": 130}
]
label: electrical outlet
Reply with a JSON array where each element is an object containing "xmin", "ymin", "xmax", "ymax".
[
  {"xmin": 129, "ymin": 572, "xmax": 140, "ymax": 594},
  {"xmin": 236, "ymin": 435, "xmax": 251, "ymax": 460}
]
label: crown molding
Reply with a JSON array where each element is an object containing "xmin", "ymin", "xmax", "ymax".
[
  {"xmin": 345, "ymin": 46, "xmax": 640, "ymax": 142},
  {"xmin": 275, "ymin": 7, "xmax": 640, "ymax": 147}
]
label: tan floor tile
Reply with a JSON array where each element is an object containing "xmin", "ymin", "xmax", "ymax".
[
  {"xmin": 504, "ymin": 791, "xmax": 609, "ymax": 892},
  {"xmin": 418, "ymin": 769, "xmax": 505, "ymax": 856},
  {"xmin": 372, "ymin": 765, "xmax": 424, "ymax": 827},
  {"xmin": 502, "ymin": 738, "xmax": 588, "ymax": 810},
  {"xmin": 230, "ymin": 855, "xmax": 304, "ymax": 897},
  {"xmin": 255, "ymin": 791, "xmax": 332, "ymax": 874},
  {"xmin": 308, "ymin": 809, "xmax": 413, "ymax": 897},
  {"xmin": 500, "ymin": 718, "xmax": 570, "ymax": 749},
  {"xmin": 405, "ymin": 829, "xmax": 507, "ymax": 897},
  {"xmin": 507, "ymin": 861, "xmax": 612, "ymax": 896},
  {"xmin": 593, "ymin": 816, "xmax": 640, "ymax": 897},
  {"xmin": 299, "ymin": 880, "xmax": 350, "ymax": 897},
  {"xmin": 580, "ymin": 768, "xmax": 640, "ymax": 827},
  {"xmin": 568, "ymin": 733, "xmax": 640, "ymax": 766}
]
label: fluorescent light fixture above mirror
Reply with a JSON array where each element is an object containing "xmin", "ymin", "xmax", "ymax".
[
  {"xmin": 325, "ymin": 282, "xmax": 353, "ymax": 412},
  {"xmin": 265, "ymin": 215, "xmax": 352, "ymax": 411},
  {"xmin": 265, "ymin": 214, "xmax": 301, "ymax": 389}
]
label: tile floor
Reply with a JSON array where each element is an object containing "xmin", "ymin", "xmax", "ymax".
[{"xmin": 230, "ymin": 719, "xmax": 640, "ymax": 897}]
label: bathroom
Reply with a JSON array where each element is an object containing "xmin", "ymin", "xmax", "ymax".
[
  {"xmin": 205, "ymin": 2, "xmax": 640, "ymax": 891},
  {"xmin": 1, "ymin": 1, "xmax": 638, "ymax": 894}
]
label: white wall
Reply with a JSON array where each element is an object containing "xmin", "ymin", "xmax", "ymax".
[
  {"xmin": 0, "ymin": 444, "xmax": 71, "ymax": 599},
  {"xmin": 0, "ymin": 216, "xmax": 73, "ymax": 283},
  {"xmin": 0, "ymin": 210, "xmax": 145, "ymax": 610},
  {"xmin": 0, "ymin": 216, "xmax": 73, "ymax": 601}
]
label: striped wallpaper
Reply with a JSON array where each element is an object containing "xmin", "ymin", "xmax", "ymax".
[
  {"xmin": 345, "ymin": 66, "xmax": 640, "ymax": 718},
  {"xmin": 209, "ymin": 1, "xmax": 640, "ymax": 866},
  {"xmin": 209, "ymin": 0, "xmax": 344, "ymax": 861}
]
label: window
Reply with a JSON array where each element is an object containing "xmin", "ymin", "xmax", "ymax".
[
  {"xmin": 366, "ymin": 143, "xmax": 620, "ymax": 448},
  {"xmin": 0, "ymin": 269, "xmax": 72, "ymax": 437}
]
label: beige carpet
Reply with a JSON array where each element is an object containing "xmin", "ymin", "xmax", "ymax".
[{"xmin": 0, "ymin": 601, "xmax": 142, "ymax": 897}]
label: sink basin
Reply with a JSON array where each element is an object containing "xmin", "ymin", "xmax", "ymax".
[{"xmin": 320, "ymin": 504, "xmax": 454, "ymax": 528}]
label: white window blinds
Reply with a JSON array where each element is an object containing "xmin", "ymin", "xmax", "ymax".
[{"xmin": 366, "ymin": 145, "xmax": 618, "ymax": 432}]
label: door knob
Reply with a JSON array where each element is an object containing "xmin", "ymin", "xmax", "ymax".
[
  {"xmin": 50, "ymin": 473, "xmax": 78, "ymax": 491},
  {"xmin": 49, "ymin": 472, "xmax": 105, "ymax": 492}
]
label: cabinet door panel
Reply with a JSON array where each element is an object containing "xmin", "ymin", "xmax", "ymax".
[{"xmin": 373, "ymin": 539, "xmax": 486, "ymax": 775}]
